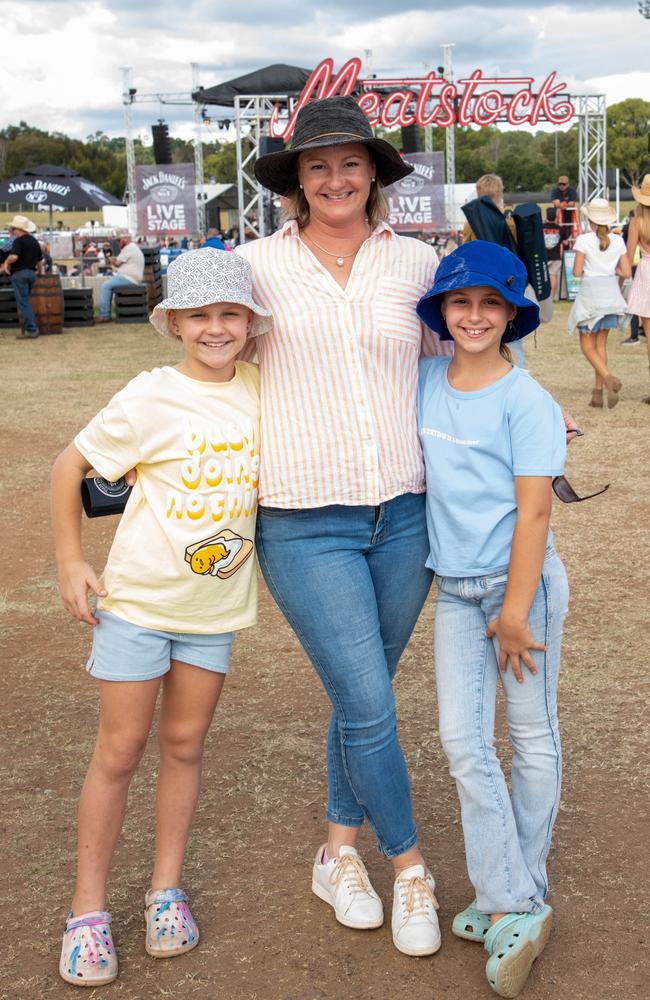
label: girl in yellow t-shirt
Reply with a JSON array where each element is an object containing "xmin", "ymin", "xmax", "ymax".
[{"xmin": 51, "ymin": 250, "xmax": 271, "ymax": 987}]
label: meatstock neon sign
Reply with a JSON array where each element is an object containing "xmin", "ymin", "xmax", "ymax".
[{"xmin": 269, "ymin": 58, "xmax": 575, "ymax": 142}]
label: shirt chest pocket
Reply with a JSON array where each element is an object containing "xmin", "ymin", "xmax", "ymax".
[{"xmin": 373, "ymin": 278, "xmax": 423, "ymax": 348}]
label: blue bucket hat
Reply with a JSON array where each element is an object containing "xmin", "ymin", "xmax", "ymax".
[{"xmin": 416, "ymin": 241, "xmax": 540, "ymax": 343}]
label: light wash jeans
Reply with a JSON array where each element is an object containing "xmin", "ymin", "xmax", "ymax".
[
  {"xmin": 434, "ymin": 548, "xmax": 568, "ymax": 914},
  {"xmin": 99, "ymin": 275, "xmax": 136, "ymax": 318},
  {"xmin": 256, "ymin": 492, "xmax": 433, "ymax": 857}
]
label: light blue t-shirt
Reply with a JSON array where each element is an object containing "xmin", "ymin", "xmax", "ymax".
[{"xmin": 417, "ymin": 357, "xmax": 566, "ymax": 577}]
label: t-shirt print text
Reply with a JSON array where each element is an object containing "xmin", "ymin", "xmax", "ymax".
[
  {"xmin": 166, "ymin": 416, "xmax": 259, "ymax": 523},
  {"xmin": 420, "ymin": 426, "xmax": 480, "ymax": 447}
]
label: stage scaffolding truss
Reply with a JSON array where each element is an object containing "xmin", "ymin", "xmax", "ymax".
[
  {"xmin": 234, "ymin": 94, "xmax": 295, "ymax": 241},
  {"xmin": 120, "ymin": 69, "xmax": 608, "ymax": 238},
  {"xmin": 233, "ymin": 88, "xmax": 608, "ymax": 238},
  {"xmin": 576, "ymin": 94, "xmax": 607, "ymax": 206}
]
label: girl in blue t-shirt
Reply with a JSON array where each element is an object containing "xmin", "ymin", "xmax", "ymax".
[{"xmin": 416, "ymin": 241, "xmax": 569, "ymax": 999}]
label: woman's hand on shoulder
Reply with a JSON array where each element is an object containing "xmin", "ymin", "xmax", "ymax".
[
  {"xmin": 486, "ymin": 614, "xmax": 545, "ymax": 684},
  {"xmin": 57, "ymin": 559, "xmax": 106, "ymax": 626}
]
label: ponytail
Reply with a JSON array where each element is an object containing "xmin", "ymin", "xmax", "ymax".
[{"xmin": 596, "ymin": 224, "xmax": 610, "ymax": 251}]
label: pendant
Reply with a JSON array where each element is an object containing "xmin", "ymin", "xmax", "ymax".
[{"xmin": 336, "ymin": 257, "xmax": 345, "ymax": 267}]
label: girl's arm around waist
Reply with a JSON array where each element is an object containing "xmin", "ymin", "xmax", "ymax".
[
  {"xmin": 51, "ymin": 444, "xmax": 107, "ymax": 626},
  {"xmin": 572, "ymin": 251, "xmax": 585, "ymax": 278},
  {"xmin": 485, "ymin": 476, "xmax": 553, "ymax": 683},
  {"xmin": 616, "ymin": 248, "xmax": 631, "ymax": 279},
  {"xmin": 626, "ymin": 217, "xmax": 639, "ymax": 268}
]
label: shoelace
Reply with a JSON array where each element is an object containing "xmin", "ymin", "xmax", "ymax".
[
  {"xmin": 397, "ymin": 874, "xmax": 439, "ymax": 918},
  {"xmin": 329, "ymin": 854, "xmax": 373, "ymax": 896}
]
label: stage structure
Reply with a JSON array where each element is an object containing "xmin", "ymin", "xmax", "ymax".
[
  {"xmin": 577, "ymin": 94, "xmax": 607, "ymax": 208},
  {"xmin": 200, "ymin": 58, "xmax": 608, "ymax": 240},
  {"xmin": 197, "ymin": 65, "xmax": 312, "ymax": 241},
  {"xmin": 120, "ymin": 59, "xmax": 607, "ymax": 240},
  {"xmin": 121, "ymin": 66, "xmax": 208, "ymax": 239}
]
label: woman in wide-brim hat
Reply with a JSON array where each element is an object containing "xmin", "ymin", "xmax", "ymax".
[
  {"xmin": 626, "ymin": 175, "xmax": 650, "ymax": 400},
  {"xmin": 236, "ymin": 94, "xmax": 449, "ymax": 957},
  {"xmin": 568, "ymin": 198, "xmax": 631, "ymax": 407}
]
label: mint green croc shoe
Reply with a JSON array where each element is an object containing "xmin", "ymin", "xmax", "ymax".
[
  {"xmin": 484, "ymin": 905, "xmax": 553, "ymax": 998},
  {"xmin": 452, "ymin": 899, "xmax": 491, "ymax": 942}
]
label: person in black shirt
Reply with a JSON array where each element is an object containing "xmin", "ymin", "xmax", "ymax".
[
  {"xmin": 551, "ymin": 176, "xmax": 578, "ymax": 245},
  {"xmin": 1, "ymin": 214, "xmax": 43, "ymax": 339},
  {"xmin": 551, "ymin": 175, "xmax": 578, "ymax": 205}
]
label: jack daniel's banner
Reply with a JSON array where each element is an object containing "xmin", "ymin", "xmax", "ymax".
[
  {"xmin": 386, "ymin": 152, "xmax": 445, "ymax": 232},
  {"xmin": 135, "ymin": 164, "xmax": 197, "ymax": 237}
]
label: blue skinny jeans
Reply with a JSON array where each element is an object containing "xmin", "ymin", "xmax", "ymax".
[{"xmin": 256, "ymin": 492, "xmax": 433, "ymax": 857}]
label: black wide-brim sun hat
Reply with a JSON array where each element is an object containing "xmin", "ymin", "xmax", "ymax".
[
  {"xmin": 416, "ymin": 241, "xmax": 540, "ymax": 343},
  {"xmin": 254, "ymin": 95, "xmax": 414, "ymax": 195}
]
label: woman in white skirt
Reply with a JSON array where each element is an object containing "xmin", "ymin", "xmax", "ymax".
[
  {"xmin": 568, "ymin": 199, "xmax": 631, "ymax": 408},
  {"xmin": 626, "ymin": 175, "xmax": 650, "ymax": 402}
]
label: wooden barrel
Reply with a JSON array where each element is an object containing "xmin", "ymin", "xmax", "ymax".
[
  {"xmin": 31, "ymin": 274, "xmax": 64, "ymax": 335},
  {"xmin": 143, "ymin": 267, "xmax": 163, "ymax": 310}
]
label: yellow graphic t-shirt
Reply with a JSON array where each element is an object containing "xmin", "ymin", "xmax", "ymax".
[{"xmin": 74, "ymin": 362, "xmax": 260, "ymax": 634}]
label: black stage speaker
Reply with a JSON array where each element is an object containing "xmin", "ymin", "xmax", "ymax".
[
  {"xmin": 151, "ymin": 122, "xmax": 172, "ymax": 165},
  {"xmin": 259, "ymin": 136, "xmax": 284, "ymax": 157},
  {"xmin": 400, "ymin": 123, "xmax": 420, "ymax": 154}
]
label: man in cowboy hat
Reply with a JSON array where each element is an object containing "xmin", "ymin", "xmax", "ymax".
[{"xmin": 1, "ymin": 214, "xmax": 43, "ymax": 339}]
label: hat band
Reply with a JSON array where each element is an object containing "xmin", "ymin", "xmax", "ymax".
[{"xmin": 293, "ymin": 130, "xmax": 370, "ymax": 150}]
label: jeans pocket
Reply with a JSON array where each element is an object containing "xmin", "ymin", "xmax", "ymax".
[{"xmin": 258, "ymin": 505, "xmax": 300, "ymax": 518}]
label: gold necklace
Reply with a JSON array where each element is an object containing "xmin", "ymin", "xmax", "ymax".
[{"xmin": 304, "ymin": 230, "xmax": 366, "ymax": 267}]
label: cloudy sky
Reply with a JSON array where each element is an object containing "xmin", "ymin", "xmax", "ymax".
[{"xmin": 2, "ymin": 0, "xmax": 649, "ymax": 143}]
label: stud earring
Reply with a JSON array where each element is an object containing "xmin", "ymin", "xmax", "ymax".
[{"xmin": 299, "ymin": 184, "xmax": 303, "ymax": 190}]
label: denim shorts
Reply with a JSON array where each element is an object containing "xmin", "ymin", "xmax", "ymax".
[
  {"xmin": 578, "ymin": 313, "xmax": 620, "ymax": 333},
  {"xmin": 86, "ymin": 610, "xmax": 234, "ymax": 681}
]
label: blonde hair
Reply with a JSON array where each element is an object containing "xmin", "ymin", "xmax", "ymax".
[
  {"xmin": 476, "ymin": 174, "xmax": 505, "ymax": 211},
  {"xmin": 595, "ymin": 224, "xmax": 611, "ymax": 252},
  {"xmin": 635, "ymin": 204, "xmax": 650, "ymax": 246},
  {"xmin": 500, "ymin": 342, "xmax": 513, "ymax": 363},
  {"xmin": 284, "ymin": 179, "xmax": 389, "ymax": 230}
]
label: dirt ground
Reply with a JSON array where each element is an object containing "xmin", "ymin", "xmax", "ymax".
[{"xmin": 1, "ymin": 306, "xmax": 648, "ymax": 1000}]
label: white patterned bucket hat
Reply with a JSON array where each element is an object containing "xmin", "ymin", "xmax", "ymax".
[{"xmin": 150, "ymin": 248, "xmax": 272, "ymax": 338}]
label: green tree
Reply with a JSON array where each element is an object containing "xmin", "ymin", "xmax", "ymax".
[
  {"xmin": 204, "ymin": 142, "xmax": 237, "ymax": 183},
  {"xmin": 607, "ymin": 99, "xmax": 650, "ymax": 187}
]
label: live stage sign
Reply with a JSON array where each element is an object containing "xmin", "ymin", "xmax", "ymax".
[{"xmin": 270, "ymin": 58, "xmax": 575, "ymax": 142}]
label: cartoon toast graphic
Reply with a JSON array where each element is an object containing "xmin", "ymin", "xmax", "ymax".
[{"xmin": 185, "ymin": 528, "xmax": 253, "ymax": 579}]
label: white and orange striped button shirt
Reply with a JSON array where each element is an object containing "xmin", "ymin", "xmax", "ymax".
[{"xmin": 236, "ymin": 220, "xmax": 452, "ymax": 508}]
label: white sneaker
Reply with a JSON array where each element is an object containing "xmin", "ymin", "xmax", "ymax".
[
  {"xmin": 311, "ymin": 844, "xmax": 384, "ymax": 929},
  {"xmin": 392, "ymin": 864, "xmax": 441, "ymax": 956}
]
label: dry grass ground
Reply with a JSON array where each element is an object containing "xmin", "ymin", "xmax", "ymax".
[{"xmin": 1, "ymin": 306, "xmax": 648, "ymax": 1000}]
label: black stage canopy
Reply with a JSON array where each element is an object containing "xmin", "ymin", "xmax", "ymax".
[{"xmin": 195, "ymin": 64, "xmax": 313, "ymax": 107}]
